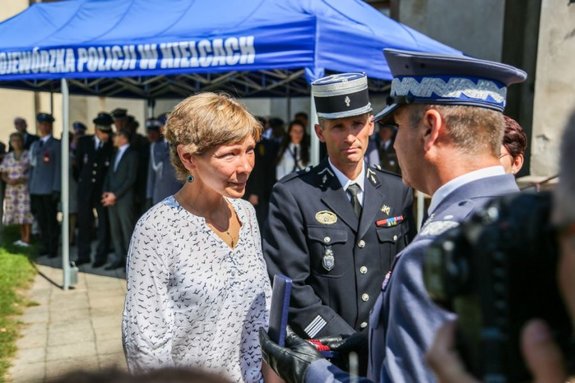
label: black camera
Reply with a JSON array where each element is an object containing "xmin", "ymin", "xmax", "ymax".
[{"xmin": 423, "ymin": 191, "xmax": 574, "ymax": 382}]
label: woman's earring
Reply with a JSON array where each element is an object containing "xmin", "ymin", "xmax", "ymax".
[{"xmin": 187, "ymin": 175, "xmax": 194, "ymax": 183}]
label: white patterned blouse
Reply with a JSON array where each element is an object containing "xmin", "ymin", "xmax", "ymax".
[{"xmin": 122, "ymin": 196, "xmax": 271, "ymax": 383}]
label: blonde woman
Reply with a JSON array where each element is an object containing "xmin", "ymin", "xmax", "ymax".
[{"xmin": 122, "ymin": 93, "xmax": 276, "ymax": 383}]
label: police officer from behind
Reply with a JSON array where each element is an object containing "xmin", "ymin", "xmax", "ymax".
[
  {"xmin": 74, "ymin": 112, "xmax": 115, "ymax": 268},
  {"xmin": 29, "ymin": 113, "xmax": 61, "ymax": 258},
  {"xmin": 260, "ymin": 50, "xmax": 527, "ymax": 383},
  {"xmin": 263, "ymin": 73, "xmax": 415, "ymax": 355},
  {"xmin": 145, "ymin": 115, "xmax": 182, "ymax": 208}
]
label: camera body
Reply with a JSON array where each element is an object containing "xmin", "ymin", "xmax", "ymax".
[{"xmin": 424, "ymin": 191, "xmax": 574, "ymax": 382}]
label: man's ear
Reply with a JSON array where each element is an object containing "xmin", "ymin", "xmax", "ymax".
[
  {"xmin": 512, "ymin": 154, "xmax": 524, "ymax": 175},
  {"xmin": 177, "ymin": 144, "xmax": 196, "ymax": 171},
  {"xmin": 314, "ymin": 123, "xmax": 326, "ymax": 143},
  {"xmin": 422, "ymin": 109, "xmax": 442, "ymax": 152}
]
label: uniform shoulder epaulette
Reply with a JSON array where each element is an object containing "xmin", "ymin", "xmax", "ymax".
[
  {"xmin": 370, "ymin": 164, "xmax": 402, "ymax": 178},
  {"xmin": 276, "ymin": 166, "xmax": 312, "ymax": 184}
]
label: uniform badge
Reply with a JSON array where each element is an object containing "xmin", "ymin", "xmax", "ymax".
[
  {"xmin": 322, "ymin": 247, "xmax": 335, "ymax": 271},
  {"xmin": 315, "ymin": 210, "xmax": 337, "ymax": 225},
  {"xmin": 322, "ymin": 174, "xmax": 327, "ymax": 185},
  {"xmin": 381, "ymin": 205, "xmax": 391, "ymax": 215}
]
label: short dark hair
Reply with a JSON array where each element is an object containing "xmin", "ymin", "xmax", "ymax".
[
  {"xmin": 117, "ymin": 128, "xmax": 133, "ymax": 142},
  {"xmin": 503, "ymin": 115, "xmax": 527, "ymax": 159}
]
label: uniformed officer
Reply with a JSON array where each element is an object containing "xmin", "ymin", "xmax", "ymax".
[
  {"xmin": 29, "ymin": 112, "xmax": 61, "ymax": 258},
  {"xmin": 263, "ymin": 73, "xmax": 415, "ymax": 346},
  {"xmin": 145, "ymin": 115, "xmax": 182, "ymax": 207},
  {"xmin": 260, "ymin": 50, "xmax": 527, "ymax": 383},
  {"xmin": 74, "ymin": 112, "xmax": 115, "ymax": 267}
]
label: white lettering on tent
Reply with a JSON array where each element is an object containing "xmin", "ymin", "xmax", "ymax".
[
  {"xmin": 225, "ymin": 38, "xmax": 240, "ymax": 65},
  {"xmin": 123, "ymin": 45, "xmax": 137, "ymax": 70},
  {"xmin": 77, "ymin": 48, "xmax": 88, "ymax": 72},
  {"xmin": 159, "ymin": 36, "xmax": 255, "ymax": 69},
  {"xmin": 212, "ymin": 39, "xmax": 226, "ymax": 66},
  {"xmin": 198, "ymin": 40, "xmax": 212, "ymax": 67},
  {"xmin": 111, "ymin": 46, "xmax": 123, "ymax": 70},
  {"xmin": 239, "ymin": 36, "xmax": 255, "ymax": 64},
  {"xmin": 138, "ymin": 44, "xmax": 158, "ymax": 69}
]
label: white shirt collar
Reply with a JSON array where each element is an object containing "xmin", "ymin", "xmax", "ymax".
[
  {"xmin": 328, "ymin": 158, "xmax": 366, "ymax": 193},
  {"xmin": 118, "ymin": 143, "xmax": 130, "ymax": 154},
  {"xmin": 41, "ymin": 135, "xmax": 51, "ymax": 143},
  {"xmin": 428, "ymin": 166, "xmax": 506, "ymax": 214}
]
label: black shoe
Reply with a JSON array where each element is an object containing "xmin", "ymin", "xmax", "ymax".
[
  {"xmin": 48, "ymin": 253, "xmax": 58, "ymax": 259},
  {"xmin": 92, "ymin": 259, "xmax": 107, "ymax": 268},
  {"xmin": 105, "ymin": 261, "xmax": 125, "ymax": 271},
  {"xmin": 75, "ymin": 258, "xmax": 91, "ymax": 266}
]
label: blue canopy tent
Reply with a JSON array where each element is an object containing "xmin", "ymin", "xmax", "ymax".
[
  {"xmin": 0, "ymin": 0, "xmax": 459, "ymax": 288},
  {"xmin": 0, "ymin": 0, "xmax": 459, "ymax": 96}
]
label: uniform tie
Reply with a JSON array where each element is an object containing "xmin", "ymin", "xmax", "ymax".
[
  {"xmin": 291, "ymin": 145, "xmax": 299, "ymax": 172},
  {"xmin": 347, "ymin": 183, "xmax": 362, "ymax": 217}
]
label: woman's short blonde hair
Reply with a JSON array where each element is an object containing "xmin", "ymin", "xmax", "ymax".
[{"xmin": 164, "ymin": 92, "xmax": 262, "ymax": 181}]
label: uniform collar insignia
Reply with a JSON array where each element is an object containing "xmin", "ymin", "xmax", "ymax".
[
  {"xmin": 318, "ymin": 166, "xmax": 334, "ymax": 187},
  {"xmin": 367, "ymin": 168, "xmax": 379, "ymax": 186}
]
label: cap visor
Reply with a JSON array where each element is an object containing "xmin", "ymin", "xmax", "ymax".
[{"xmin": 374, "ymin": 103, "xmax": 400, "ymax": 124}]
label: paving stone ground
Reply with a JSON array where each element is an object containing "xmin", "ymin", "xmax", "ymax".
[{"xmin": 7, "ymin": 263, "xmax": 127, "ymax": 383}]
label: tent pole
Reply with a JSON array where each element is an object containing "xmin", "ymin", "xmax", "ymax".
[
  {"xmin": 310, "ymin": 96, "xmax": 319, "ymax": 165},
  {"xmin": 61, "ymin": 79, "xmax": 71, "ymax": 290}
]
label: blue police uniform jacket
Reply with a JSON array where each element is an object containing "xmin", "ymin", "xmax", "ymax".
[
  {"xmin": 29, "ymin": 136, "xmax": 61, "ymax": 195},
  {"xmin": 305, "ymin": 172, "xmax": 519, "ymax": 383},
  {"xmin": 146, "ymin": 139, "xmax": 182, "ymax": 205},
  {"xmin": 263, "ymin": 158, "xmax": 415, "ymax": 339}
]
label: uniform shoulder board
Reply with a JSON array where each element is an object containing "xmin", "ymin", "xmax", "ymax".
[
  {"xmin": 371, "ymin": 164, "xmax": 402, "ymax": 178},
  {"xmin": 277, "ymin": 166, "xmax": 314, "ymax": 184}
]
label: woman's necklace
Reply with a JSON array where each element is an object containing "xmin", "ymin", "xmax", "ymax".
[
  {"xmin": 175, "ymin": 193, "xmax": 239, "ymax": 248},
  {"xmin": 207, "ymin": 209, "xmax": 238, "ymax": 248}
]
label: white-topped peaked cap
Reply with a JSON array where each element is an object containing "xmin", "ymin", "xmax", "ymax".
[
  {"xmin": 312, "ymin": 72, "xmax": 372, "ymax": 119},
  {"xmin": 375, "ymin": 49, "xmax": 527, "ymax": 123}
]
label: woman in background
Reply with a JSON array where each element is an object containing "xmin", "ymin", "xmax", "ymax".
[
  {"xmin": 0, "ymin": 132, "xmax": 33, "ymax": 246},
  {"xmin": 275, "ymin": 119, "xmax": 309, "ymax": 180},
  {"xmin": 499, "ymin": 115, "xmax": 527, "ymax": 175},
  {"xmin": 122, "ymin": 93, "xmax": 276, "ymax": 383}
]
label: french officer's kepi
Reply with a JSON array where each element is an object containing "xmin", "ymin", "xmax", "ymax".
[
  {"xmin": 36, "ymin": 112, "xmax": 55, "ymax": 123},
  {"xmin": 312, "ymin": 72, "xmax": 372, "ymax": 119},
  {"xmin": 375, "ymin": 49, "xmax": 527, "ymax": 123}
]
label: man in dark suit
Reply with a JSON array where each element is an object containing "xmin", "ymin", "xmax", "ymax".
[
  {"xmin": 263, "ymin": 73, "xmax": 415, "ymax": 352},
  {"xmin": 29, "ymin": 113, "xmax": 61, "ymax": 258},
  {"xmin": 102, "ymin": 128, "xmax": 138, "ymax": 270},
  {"xmin": 74, "ymin": 112, "xmax": 115, "ymax": 268},
  {"xmin": 11, "ymin": 117, "xmax": 39, "ymax": 151}
]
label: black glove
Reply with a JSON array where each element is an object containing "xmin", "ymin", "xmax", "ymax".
[
  {"xmin": 315, "ymin": 331, "xmax": 369, "ymax": 375},
  {"xmin": 259, "ymin": 327, "xmax": 323, "ymax": 383}
]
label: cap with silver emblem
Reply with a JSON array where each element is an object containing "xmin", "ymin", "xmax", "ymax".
[{"xmin": 312, "ymin": 72, "xmax": 372, "ymax": 120}]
